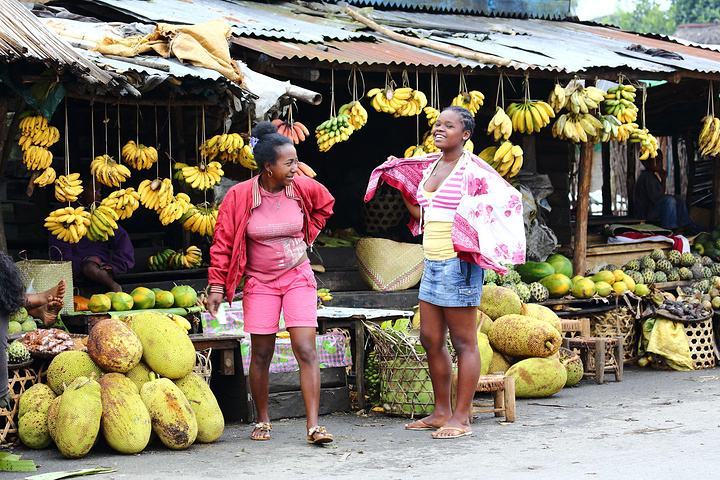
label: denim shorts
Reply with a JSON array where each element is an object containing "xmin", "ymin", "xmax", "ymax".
[{"xmin": 418, "ymin": 257, "xmax": 484, "ymax": 307}]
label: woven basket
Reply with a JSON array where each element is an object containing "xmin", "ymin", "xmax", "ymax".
[
  {"xmin": 590, "ymin": 307, "xmax": 638, "ymax": 362},
  {"xmin": 193, "ymin": 348, "xmax": 213, "ymax": 385},
  {"xmin": 684, "ymin": 318, "xmax": 717, "ymax": 370},
  {"xmin": 356, "ymin": 238, "xmax": 424, "ymax": 292},
  {"xmin": 1, "ymin": 367, "xmax": 38, "ymax": 446},
  {"xmin": 362, "ymin": 185, "xmax": 405, "ymax": 233},
  {"xmin": 16, "ymin": 253, "xmax": 74, "ymax": 315}
]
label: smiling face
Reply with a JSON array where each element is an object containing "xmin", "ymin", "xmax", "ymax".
[
  {"xmin": 433, "ymin": 109, "xmax": 470, "ymax": 151},
  {"xmin": 265, "ymin": 143, "xmax": 299, "ymax": 186}
]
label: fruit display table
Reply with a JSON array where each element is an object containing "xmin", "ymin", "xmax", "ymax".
[{"xmin": 60, "ymin": 306, "xmax": 204, "ymax": 334}]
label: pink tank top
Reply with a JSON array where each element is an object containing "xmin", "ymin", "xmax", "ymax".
[{"xmin": 245, "ymin": 185, "xmax": 307, "ymax": 282}]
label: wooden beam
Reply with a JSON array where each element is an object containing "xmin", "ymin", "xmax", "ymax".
[
  {"xmin": 626, "ymin": 143, "xmax": 636, "ymax": 216},
  {"xmin": 714, "ymin": 155, "xmax": 720, "ymax": 228},
  {"xmin": 573, "ymin": 142, "xmax": 594, "ymax": 276},
  {"xmin": 601, "ymin": 142, "xmax": 611, "ymax": 216}
]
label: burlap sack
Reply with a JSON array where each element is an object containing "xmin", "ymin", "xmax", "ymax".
[
  {"xmin": 15, "ymin": 251, "xmax": 74, "ymax": 314},
  {"xmin": 356, "ymin": 238, "xmax": 424, "ymax": 292}
]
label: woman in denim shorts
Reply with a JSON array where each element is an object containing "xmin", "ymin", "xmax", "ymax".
[{"xmin": 402, "ymin": 107, "xmax": 486, "ymax": 439}]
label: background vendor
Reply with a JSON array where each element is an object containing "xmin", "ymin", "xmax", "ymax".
[
  {"xmin": 49, "ymin": 180, "xmax": 135, "ymax": 292},
  {"xmin": 634, "ymin": 153, "xmax": 701, "ymax": 234}
]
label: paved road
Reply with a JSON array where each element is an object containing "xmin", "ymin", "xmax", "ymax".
[{"xmin": 8, "ymin": 368, "xmax": 720, "ymax": 479}]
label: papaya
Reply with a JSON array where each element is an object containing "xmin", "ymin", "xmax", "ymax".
[
  {"xmin": 591, "ymin": 270, "xmax": 616, "ymax": 284},
  {"xmin": 515, "ymin": 262, "xmax": 555, "ymax": 283},
  {"xmin": 571, "ymin": 278, "xmax": 596, "ymax": 299},
  {"xmin": 539, "ymin": 274, "xmax": 573, "ymax": 298},
  {"xmin": 131, "ymin": 287, "xmax": 156, "ymax": 310},
  {"xmin": 171, "ymin": 285, "xmax": 198, "ymax": 308},
  {"xmin": 112, "ymin": 292, "xmax": 134, "ymax": 312},
  {"xmin": 88, "ymin": 294, "xmax": 111, "ymax": 313},
  {"xmin": 546, "ymin": 253, "xmax": 573, "ymax": 278}
]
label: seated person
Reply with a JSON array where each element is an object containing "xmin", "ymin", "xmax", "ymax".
[
  {"xmin": 634, "ymin": 153, "xmax": 701, "ymax": 234},
  {"xmin": 49, "ymin": 182, "xmax": 134, "ymax": 292}
]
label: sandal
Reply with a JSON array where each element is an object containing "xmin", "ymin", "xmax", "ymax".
[
  {"xmin": 251, "ymin": 422, "xmax": 272, "ymax": 441},
  {"xmin": 431, "ymin": 426, "xmax": 473, "ymax": 440},
  {"xmin": 307, "ymin": 425, "xmax": 334, "ymax": 445},
  {"xmin": 404, "ymin": 419, "xmax": 438, "ymax": 431}
]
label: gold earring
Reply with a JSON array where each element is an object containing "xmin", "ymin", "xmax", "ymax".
[{"xmin": 267, "ymin": 170, "xmax": 273, "ymax": 177}]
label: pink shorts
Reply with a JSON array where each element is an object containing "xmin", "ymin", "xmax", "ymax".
[{"xmin": 242, "ymin": 261, "xmax": 318, "ymax": 334}]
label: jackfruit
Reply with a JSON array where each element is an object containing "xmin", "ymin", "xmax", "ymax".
[
  {"xmin": 520, "ymin": 303, "xmax": 562, "ymax": 334},
  {"xmin": 46, "ymin": 350, "xmax": 103, "ymax": 394},
  {"xmin": 559, "ymin": 348, "xmax": 584, "ymax": 387},
  {"xmin": 476, "ymin": 309, "xmax": 493, "ymax": 334},
  {"xmin": 174, "ymin": 373, "xmax": 224, "ymax": 443},
  {"xmin": 18, "ymin": 411, "xmax": 51, "ymax": 449},
  {"xmin": 54, "ymin": 376, "xmax": 102, "ymax": 458},
  {"xmin": 125, "ymin": 361, "xmax": 154, "ymax": 392},
  {"xmin": 479, "ymin": 285, "xmax": 522, "ymax": 320},
  {"xmin": 476, "ymin": 331, "xmax": 493, "ymax": 376},
  {"xmin": 99, "ymin": 373, "xmax": 151, "ymax": 454},
  {"xmin": 487, "ymin": 351, "xmax": 512, "ymax": 374},
  {"xmin": 128, "ymin": 312, "xmax": 196, "ymax": 379},
  {"xmin": 46, "ymin": 396, "xmax": 61, "ymax": 443},
  {"xmin": 141, "ymin": 377, "xmax": 198, "ymax": 449},
  {"xmin": 506, "ymin": 357, "xmax": 567, "ymax": 398},
  {"xmin": 88, "ymin": 318, "xmax": 142, "ymax": 373},
  {"xmin": 488, "ymin": 314, "xmax": 562, "ymax": 358},
  {"xmin": 18, "ymin": 383, "xmax": 55, "ymax": 418}
]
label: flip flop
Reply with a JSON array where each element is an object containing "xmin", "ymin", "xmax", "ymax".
[
  {"xmin": 431, "ymin": 426, "xmax": 473, "ymax": 439},
  {"xmin": 251, "ymin": 422, "xmax": 272, "ymax": 441},
  {"xmin": 404, "ymin": 419, "xmax": 437, "ymax": 431}
]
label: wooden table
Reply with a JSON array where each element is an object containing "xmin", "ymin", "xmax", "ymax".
[
  {"xmin": 189, "ymin": 334, "xmax": 249, "ymax": 422},
  {"xmin": 316, "ymin": 307, "xmax": 413, "ymax": 410}
]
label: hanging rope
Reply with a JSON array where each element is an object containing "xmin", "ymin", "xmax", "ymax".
[
  {"xmin": 202, "ymin": 105, "xmax": 208, "ymax": 206},
  {"xmin": 90, "ymin": 103, "xmax": 97, "ymax": 202},
  {"xmin": 116, "ymin": 105, "xmax": 122, "ymax": 164},
  {"xmin": 167, "ymin": 103, "xmax": 173, "ymax": 179},
  {"xmin": 330, "ymin": 68, "xmax": 336, "ymax": 117},
  {"xmin": 415, "ymin": 69, "xmax": 420, "ymax": 145}
]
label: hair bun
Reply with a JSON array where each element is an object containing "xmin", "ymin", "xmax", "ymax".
[{"xmin": 252, "ymin": 121, "xmax": 279, "ymax": 139}]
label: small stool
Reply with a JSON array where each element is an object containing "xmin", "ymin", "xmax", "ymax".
[
  {"xmin": 451, "ymin": 373, "xmax": 516, "ymax": 423},
  {"xmin": 563, "ymin": 336, "xmax": 623, "ymax": 384},
  {"xmin": 561, "ymin": 318, "xmax": 592, "ymax": 337}
]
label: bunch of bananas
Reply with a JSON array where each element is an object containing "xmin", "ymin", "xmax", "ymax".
[
  {"xmin": 367, "ymin": 87, "xmax": 427, "ymax": 117},
  {"xmin": 480, "ymin": 141, "xmax": 524, "ymax": 179},
  {"xmin": 421, "ymin": 131, "xmax": 440, "ymax": 153},
  {"xmin": 86, "ymin": 205, "xmax": 119, "ymax": 242},
  {"xmin": 272, "ymin": 119, "xmax": 311, "ymax": 144},
  {"xmin": 424, "ymin": 107, "xmax": 440, "ymax": 127},
  {"xmin": 552, "ymin": 113, "xmax": 603, "ymax": 143},
  {"xmin": 23, "ymin": 145, "xmax": 53, "ymax": 171},
  {"xmin": 547, "ymin": 84, "xmax": 567, "ymax": 113},
  {"xmin": 138, "ymin": 178, "xmax": 174, "ymax": 212},
  {"xmin": 451, "ymin": 90, "xmax": 485, "ymax": 115},
  {"xmin": 616, "ymin": 122, "xmax": 639, "ymax": 143},
  {"xmin": 366, "ymin": 351, "xmax": 380, "ymax": 405},
  {"xmin": 338, "ymin": 101, "xmax": 368, "ymax": 130},
  {"xmin": 237, "ymin": 145, "xmax": 257, "ymax": 170},
  {"xmin": 317, "ymin": 288, "xmax": 333, "ymax": 304},
  {"xmin": 296, "ymin": 162, "xmax": 318, "ymax": 178},
  {"xmin": 180, "ymin": 162, "xmax": 223, "ymax": 190},
  {"xmin": 507, "ymin": 101, "xmax": 555, "ymax": 134},
  {"xmin": 181, "ymin": 204, "xmax": 218, "ymax": 237},
  {"xmin": 54, "ymin": 173, "xmax": 83, "ymax": 203},
  {"xmin": 699, "ymin": 116, "xmax": 720, "ymax": 157},
  {"xmin": 147, "ymin": 248, "xmax": 175, "ymax": 271},
  {"xmin": 169, "ymin": 246, "xmax": 203, "ymax": 270},
  {"xmin": 168, "ymin": 313, "xmax": 192, "ymax": 332},
  {"xmin": 603, "ymin": 84, "xmax": 638, "ymax": 124},
  {"xmin": 464, "ymin": 139, "xmax": 475, "ymax": 154},
  {"xmin": 100, "ymin": 188, "xmax": 140, "ymax": 220},
  {"xmin": 44, "ymin": 206, "xmax": 90, "ymax": 244},
  {"xmin": 630, "ymin": 128, "xmax": 659, "ymax": 160},
  {"xmin": 200, "ymin": 133, "xmax": 245, "ymax": 162},
  {"xmin": 403, "ymin": 145, "xmax": 427, "ymax": 158},
  {"xmin": 158, "ymin": 193, "xmax": 192, "ymax": 226},
  {"xmin": 33, "ymin": 167, "xmax": 56, "ymax": 187},
  {"xmin": 91, "ymin": 154, "xmax": 131, "ymax": 187},
  {"xmin": 597, "ymin": 115, "xmax": 624, "ymax": 143},
  {"xmin": 486, "ymin": 107, "xmax": 513, "ymax": 141},
  {"xmin": 566, "ymin": 85, "xmax": 606, "ymax": 115},
  {"xmin": 18, "ymin": 115, "xmax": 60, "ymax": 150},
  {"xmin": 121, "ymin": 140, "xmax": 159, "ymax": 170},
  {"xmin": 315, "ymin": 114, "xmax": 354, "ymax": 152}
]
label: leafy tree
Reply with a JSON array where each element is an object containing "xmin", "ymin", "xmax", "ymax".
[
  {"xmin": 596, "ymin": 0, "xmax": 677, "ymax": 35},
  {"xmin": 673, "ymin": 0, "xmax": 720, "ymax": 24}
]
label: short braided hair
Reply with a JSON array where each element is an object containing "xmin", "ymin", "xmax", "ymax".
[
  {"xmin": 442, "ymin": 106, "xmax": 475, "ymax": 135},
  {"xmin": 0, "ymin": 252, "xmax": 25, "ymax": 318},
  {"xmin": 251, "ymin": 121, "xmax": 293, "ymax": 169}
]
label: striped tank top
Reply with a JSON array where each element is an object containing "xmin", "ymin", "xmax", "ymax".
[{"xmin": 416, "ymin": 153, "xmax": 467, "ymax": 223}]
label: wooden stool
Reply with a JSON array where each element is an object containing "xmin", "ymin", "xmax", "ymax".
[
  {"xmin": 561, "ymin": 318, "xmax": 591, "ymax": 337},
  {"xmin": 563, "ymin": 336, "xmax": 623, "ymax": 384},
  {"xmin": 473, "ymin": 374, "xmax": 516, "ymax": 422}
]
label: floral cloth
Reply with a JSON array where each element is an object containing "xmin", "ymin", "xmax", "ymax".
[{"xmin": 365, "ymin": 153, "xmax": 526, "ymax": 274}]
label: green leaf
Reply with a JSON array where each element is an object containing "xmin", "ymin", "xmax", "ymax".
[
  {"xmin": 0, "ymin": 458, "xmax": 37, "ymax": 472},
  {"xmin": 25, "ymin": 467, "xmax": 116, "ymax": 480}
]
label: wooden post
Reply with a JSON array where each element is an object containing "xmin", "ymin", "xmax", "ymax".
[
  {"xmin": 0, "ymin": 98, "xmax": 16, "ymax": 253},
  {"xmin": 714, "ymin": 155, "xmax": 720, "ymax": 227},
  {"xmin": 626, "ymin": 143, "xmax": 636, "ymax": 216},
  {"xmin": 601, "ymin": 142, "xmax": 611, "ymax": 216},
  {"xmin": 573, "ymin": 142, "xmax": 594, "ymax": 276},
  {"xmin": 672, "ymin": 136, "xmax": 681, "ymax": 196}
]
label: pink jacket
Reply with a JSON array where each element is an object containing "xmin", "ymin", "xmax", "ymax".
[{"xmin": 365, "ymin": 153, "xmax": 525, "ymax": 274}]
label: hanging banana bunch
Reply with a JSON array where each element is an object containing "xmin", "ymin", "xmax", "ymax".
[
  {"xmin": 507, "ymin": 101, "xmax": 555, "ymax": 134},
  {"xmin": 23, "ymin": 145, "xmax": 53, "ymax": 171},
  {"xmin": 616, "ymin": 123, "xmax": 639, "ymax": 143},
  {"xmin": 138, "ymin": 178, "xmax": 174, "ymax": 212},
  {"xmin": 699, "ymin": 115, "xmax": 720, "ymax": 157},
  {"xmin": 315, "ymin": 114, "xmax": 354, "ymax": 152},
  {"xmin": 18, "ymin": 114, "xmax": 60, "ymax": 151},
  {"xmin": 551, "ymin": 113, "xmax": 603, "ymax": 143},
  {"xmin": 180, "ymin": 162, "xmax": 224, "ymax": 191},
  {"xmin": 603, "ymin": 84, "xmax": 639, "ymax": 124},
  {"xmin": 421, "ymin": 131, "xmax": 440, "ymax": 153},
  {"xmin": 487, "ymin": 106, "xmax": 513, "ymax": 141},
  {"xmin": 44, "ymin": 206, "xmax": 91, "ymax": 244},
  {"xmin": 338, "ymin": 101, "xmax": 368, "ymax": 131},
  {"xmin": 121, "ymin": 140, "xmax": 159, "ymax": 170},
  {"xmin": 86, "ymin": 205, "xmax": 120, "ymax": 242},
  {"xmin": 91, "ymin": 154, "xmax": 131, "ymax": 187},
  {"xmin": 200, "ymin": 133, "xmax": 245, "ymax": 162},
  {"xmin": 295, "ymin": 162, "xmax": 318, "ymax": 178},
  {"xmin": 597, "ymin": 115, "xmax": 623, "ymax": 143},
  {"xmin": 158, "ymin": 193, "xmax": 192, "ymax": 226},
  {"xmin": 367, "ymin": 86, "xmax": 427, "ymax": 117},
  {"xmin": 480, "ymin": 142, "xmax": 523, "ymax": 180},
  {"xmin": 181, "ymin": 204, "xmax": 218, "ymax": 237},
  {"xmin": 424, "ymin": 107, "xmax": 440, "ymax": 127},
  {"xmin": 272, "ymin": 119, "xmax": 311, "ymax": 144},
  {"xmin": 33, "ymin": 167, "xmax": 56, "ymax": 187},
  {"xmin": 451, "ymin": 90, "xmax": 484, "ymax": 115},
  {"xmin": 403, "ymin": 145, "xmax": 427, "ymax": 158},
  {"xmin": 547, "ymin": 83, "xmax": 567, "ymax": 113},
  {"xmin": 100, "ymin": 188, "xmax": 141, "ymax": 220},
  {"xmin": 630, "ymin": 128, "xmax": 659, "ymax": 160},
  {"xmin": 54, "ymin": 173, "xmax": 83, "ymax": 203}
]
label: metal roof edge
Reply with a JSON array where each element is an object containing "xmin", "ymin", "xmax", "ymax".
[{"xmin": 340, "ymin": 0, "xmax": 576, "ymax": 20}]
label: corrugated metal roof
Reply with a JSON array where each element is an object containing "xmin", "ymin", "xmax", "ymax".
[
  {"xmin": 0, "ymin": 0, "xmax": 117, "ymax": 85},
  {"xmin": 57, "ymin": 0, "xmax": 375, "ymax": 43},
  {"xmin": 342, "ymin": 0, "xmax": 574, "ymax": 19}
]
